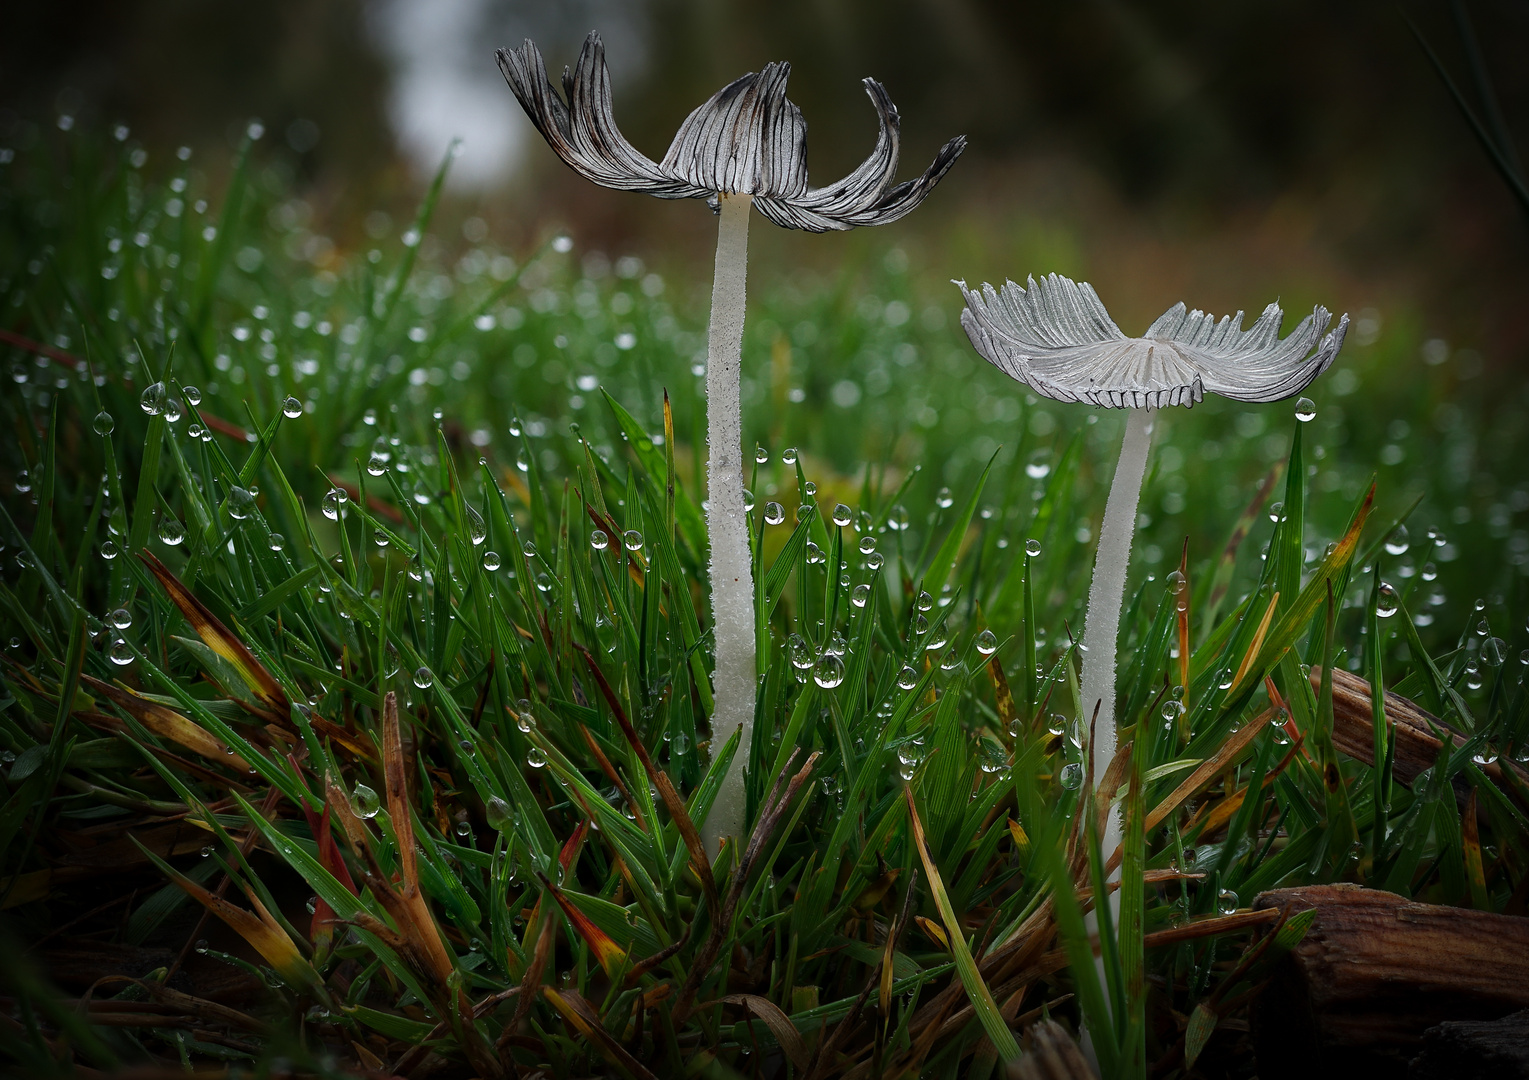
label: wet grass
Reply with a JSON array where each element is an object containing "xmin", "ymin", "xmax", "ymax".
[{"xmin": 1, "ymin": 126, "xmax": 1527, "ymax": 1078}]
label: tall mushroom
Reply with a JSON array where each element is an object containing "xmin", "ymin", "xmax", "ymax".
[
  {"xmin": 499, "ymin": 34, "xmax": 965, "ymax": 854},
  {"xmin": 955, "ymin": 271, "xmax": 1345, "ymax": 911}
]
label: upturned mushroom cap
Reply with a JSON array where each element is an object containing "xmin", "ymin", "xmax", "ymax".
[
  {"xmin": 496, "ymin": 32, "xmax": 966, "ymax": 233},
  {"xmin": 956, "ymin": 273, "xmax": 1348, "ymax": 408}
]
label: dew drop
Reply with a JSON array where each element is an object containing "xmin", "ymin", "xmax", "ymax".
[
  {"xmin": 755, "ymin": 447, "xmax": 769, "ymax": 464},
  {"xmin": 623, "ymin": 529, "xmax": 643, "ymax": 552},
  {"xmin": 282, "ymin": 395, "xmax": 303, "ymax": 418},
  {"xmin": 865, "ymin": 551, "xmax": 884, "ymax": 570},
  {"xmin": 108, "ymin": 638, "xmax": 135, "ymax": 665},
  {"xmin": 483, "ymin": 550, "xmax": 501, "ymax": 571},
  {"xmin": 465, "ymin": 505, "xmax": 487, "ymax": 545},
  {"xmin": 228, "ymin": 487, "xmax": 254, "ymax": 520},
  {"xmin": 788, "ymin": 633, "xmax": 814, "ymax": 671},
  {"xmin": 897, "ymin": 665, "xmax": 919, "ymax": 690},
  {"xmin": 976, "ymin": 629, "xmax": 997, "ymax": 656},
  {"xmin": 93, "ymin": 410, "xmax": 115, "ymax": 435},
  {"xmin": 1217, "ymin": 889, "xmax": 1239, "ymax": 914},
  {"xmin": 859, "ymin": 536, "xmax": 877, "ymax": 555},
  {"xmin": 352, "ymin": 783, "xmax": 380, "ymax": 818},
  {"xmin": 763, "ymin": 502, "xmax": 785, "ymax": 526},
  {"xmin": 833, "ymin": 503, "xmax": 853, "ymax": 527},
  {"xmin": 590, "ymin": 529, "xmax": 609, "ymax": 551},
  {"xmin": 1376, "ymin": 582, "xmax": 1399, "ymax": 618},
  {"xmin": 413, "ymin": 666, "xmax": 433, "ymax": 689},
  {"xmin": 935, "ymin": 487, "xmax": 953, "ymax": 509},
  {"xmin": 1483, "ymin": 636, "xmax": 1507, "ymax": 666},
  {"xmin": 851, "ymin": 584, "xmax": 871, "ymax": 608},
  {"xmin": 1385, "ymin": 525, "xmax": 1409, "ymax": 556},
  {"xmin": 916, "ymin": 591, "xmax": 934, "ymax": 613},
  {"xmin": 321, "ymin": 487, "xmax": 348, "ymax": 521},
  {"xmin": 1294, "ymin": 397, "xmax": 1316, "ymax": 423},
  {"xmin": 526, "ymin": 746, "xmax": 547, "ymax": 769},
  {"xmin": 1025, "ymin": 453, "xmax": 1051, "ymax": 480},
  {"xmin": 1059, "ymin": 762, "xmax": 1083, "ymax": 790},
  {"xmin": 139, "ymin": 381, "xmax": 167, "ymax": 415},
  {"xmin": 269, "ymin": 533, "xmax": 285, "ymax": 552},
  {"xmin": 940, "ymin": 648, "xmax": 961, "ymax": 671},
  {"xmin": 109, "ymin": 607, "xmax": 132, "ymax": 630},
  {"xmin": 158, "ymin": 518, "xmax": 185, "ymax": 546},
  {"xmin": 813, "ymin": 654, "xmax": 845, "ymax": 689},
  {"xmin": 1024, "ymin": 538, "xmax": 1042, "ymax": 558},
  {"xmin": 781, "ymin": 447, "xmax": 798, "ymax": 465},
  {"xmin": 743, "ymin": 489, "xmax": 755, "ymax": 512}
]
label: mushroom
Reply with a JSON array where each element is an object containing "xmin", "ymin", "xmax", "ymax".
[
  {"xmin": 499, "ymin": 34, "xmax": 965, "ymax": 854},
  {"xmin": 955, "ymin": 271, "xmax": 1345, "ymax": 910}
]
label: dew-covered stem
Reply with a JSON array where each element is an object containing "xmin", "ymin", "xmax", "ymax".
[
  {"xmin": 701, "ymin": 193, "xmax": 756, "ymax": 857},
  {"xmin": 1081, "ymin": 407, "xmax": 1154, "ymax": 860},
  {"xmin": 1078, "ymin": 407, "xmax": 1153, "ymax": 1053}
]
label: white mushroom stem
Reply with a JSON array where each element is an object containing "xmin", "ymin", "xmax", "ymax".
[
  {"xmin": 1081, "ymin": 406, "xmax": 1154, "ymax": 865},
  {"xmin": 701, "ymin": 193, "xmax": 757, "ymax": 858},
  {"xmin": 1080, "ymin": 405, "xmax": 1153, "ymax": 1049}
]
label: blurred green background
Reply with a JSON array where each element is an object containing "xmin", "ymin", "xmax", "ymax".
[{"xmin": 3, "ymin": 0, "xmax": 1525, "ymax": 345}]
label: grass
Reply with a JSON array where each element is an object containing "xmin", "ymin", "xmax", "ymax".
[{"xmin": 0, "ymin": 123, "xmax": 1527, "ymax": 1078}]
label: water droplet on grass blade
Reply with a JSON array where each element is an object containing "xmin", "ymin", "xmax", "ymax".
[
  {"xmin": 158, "ymin": 518, "xmax": 185, "ymax": 546},
  {"xmin": 852, "ymin": 584, "xmax": 871, "ymax": 608},
  {"xmin": 623, "ymin": 529, "xmax": 643, "ymax": 552},
  {"xmin": 813, "ymin": 654, "xmax": 845, "ymax": 689},
  {"xmin": 108, "ymin": 639, "xmax": 134, "ymax": 665},
  {"xmin": 1294, "ymin": 397, "xmax": 1316, "ymax": 422},
  {"xmin": 897, "ymin": 666, "xmax": 919, "ymax": 690},
  {"xmin": 1025, "ymin": 538, "xmax": 1042, "ymax": 558},
  {"xmin": 352, "ymin": 783, "xmax": 379, "ymax": 818},
  {"xmin": 590, "ymin": 529, "xmax": 608, "ymax": 551},
  {"xmin": 1385, "ymin": 525, "xmax": 1409, "ymax": 555},
  {"xmin": 321, "ymin": 488, "xmax": 348, "ymax": 521},
  {"xmin": 1059, "ymin": 763, "xmax": 1083, "ymax": 789},
  {"xmin": 228, "ymin": 487, "xmax": 254, "ymax": 520},
  {"xmin": 527, "ymin": 746, "xmax": 547, "ymax": 768},
  {"xmin": 755, "ymin": 447, "xmax": 769, "ymax": 464},
  {"xmin": 93, "ymin": 410, "xmax": 114, "ymax": 435},
  {"xmin": 833, "ymin": 503, "xmax": 853, "ymax": 527},
  {"xmin": 140, "ymin": 381, "xmax": 166, "ymax": 415},
  {"xmin": 1376, "ymin": 582, "xmax": 1399, "ymax": 617},
  {"xmin": 781, "ymin": 447, "xmax": 798, "ymax": 465},
  {"xmin": 466, "ymin": 505, "xmax": 487, "ymax": 545},
  {"xmin": 483, "ymin": 551, "xmax": 501, "ymax": 571},
  {"xmin": 788, "ymin": 634, "xmax": 814, "ymax": 670},
  {"xmin": 1217, "ymin": 889, "xmax": 1239, "ymax": 914},
  {"xmin": 413, "ymin": 666, "xmax": 433, "ymax": 689},
  {"xmin": 935, "ymin": 487, "xmax": 953, "ymax": 509},
  {"xmin": 763, "ymin": 503, "xmax": 785, "ymax": 526}
]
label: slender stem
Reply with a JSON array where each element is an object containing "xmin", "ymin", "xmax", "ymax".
[
  {"xmin": 1079, "ymin": 406, "xmax": 1153, "ymax": 1057},
  {"xmin": 700, "ymin": 194, "xmax": 756, "ymax": 857},
  {"xmin": 1081, "ymin": 406, "xmax": 1154, "ymax": 863}
]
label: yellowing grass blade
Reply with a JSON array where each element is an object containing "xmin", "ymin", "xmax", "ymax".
[
  {"xmin": 140, "ymin": 551, "xmax": 290, "ymax": 722},
  {"xmin": 81, "ymin": 674, "xmax": 248, "ymax": 769},
  {"xmin": 545, "ymin": 878, "xmax": 628, "ymax": 978},
  {"xmin": 904, "ymin": 788, "xmax": 1020, "ymax": 1061}
]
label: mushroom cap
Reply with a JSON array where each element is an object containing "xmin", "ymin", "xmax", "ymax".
[
  {"xmin": 956, "ymin": 273, "xmax": 1348, "ymax": 408},
  {"xmin": 496, "ymin": 32, "xmax": 965, "ymax": 232}
]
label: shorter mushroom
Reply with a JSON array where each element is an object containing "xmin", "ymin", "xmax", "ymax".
[{"xmin": 955, "ymin": 271, "xmax": 1345, "ymax": 896}]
